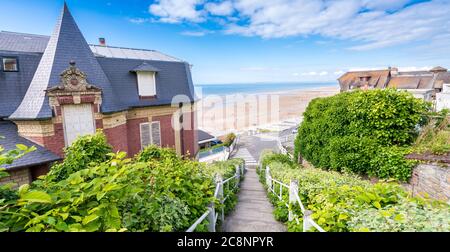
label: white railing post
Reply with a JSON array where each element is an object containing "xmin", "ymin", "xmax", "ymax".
[
  {"xmin": 303, "ymin": 210, "xmax": 313, "ymax": 232},
  {"xmin": 289, "ymin": 180, "xmax": 299, "ymax": 222},
  {"xmin": 215, "ymin": 175, "xmax": 224, "ymax": 223},
  {"xmin": 235, "ymin": 165, "xmax": 240, "ymax": 186},
  {"xmin": 207, "ymin": 206, "xmax": 216, "ymax": 232},
  {"xmin": 265, "ymin": 166, "xmax": 272, "ymax": 191}
]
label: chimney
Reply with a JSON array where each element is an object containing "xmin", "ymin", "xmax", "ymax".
[{"xmin": 99, "ymin": 37, "xmax": 106, "ymax": 46}]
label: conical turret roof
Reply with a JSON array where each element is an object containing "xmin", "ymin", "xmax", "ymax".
[{"xmin": 10, "ymin": 2, "xmax": 124, "ymax": 119}]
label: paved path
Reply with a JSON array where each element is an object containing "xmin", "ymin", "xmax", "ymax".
[{"xmin": 222, "ymin": 134, "xmax": 286, "ymax": 232}]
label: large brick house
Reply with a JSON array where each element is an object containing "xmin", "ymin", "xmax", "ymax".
[
  {"xmin": 338, "ymin": 66, "xmax": 450, "ymax": 102},
  {"xmin": 0, "ymin": 3, "xmax": 198, "ymax": 185}
]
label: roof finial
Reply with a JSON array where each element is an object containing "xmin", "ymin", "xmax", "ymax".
[{"xmin": 69, "ymin": 60, "xmax": 76, "ymax": 67}]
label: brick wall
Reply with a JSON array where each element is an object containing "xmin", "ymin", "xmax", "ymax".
[
  {"xmin": 26, "ymin": 123, "xmax": 65, "ymax": 157},
  {"xmin": 0, "ymin": 168, "xmax": 31, "ymax": 187},
  {"xmin": 406, "ymin": 163, "xmax": 450, "ymax": 202},
  {"xmin": 104, "ymin": 123, "xmax": 129, "ymax": 154},
  {"xmin": 16, "ymin": 106, "xmax": 197, "ymax": 160},
  {"xmin": 182, "ymin": 111, "xmax": 199, "ymax": 158},
  {"xmin": 127, "ymin": 118, "xmax": 148, "ymax": 157},
  {"xmin": 153, "ymin": 114, "xmax": 176, "ymax": 149}
]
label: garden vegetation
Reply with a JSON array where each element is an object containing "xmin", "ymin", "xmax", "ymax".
[
  {"xmin": 259, "ymin": 151, "xmax": 450, "ymax": 232},
  {"xmin": 294, "ymin": 89, "xmax": 432, "ymax": 181},
  {"xmin": 0, "ymin": 132, "xmax": 243, "ymax": 232}
]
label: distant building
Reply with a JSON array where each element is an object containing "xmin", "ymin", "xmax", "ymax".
[
  {"xmin": 436, "ymin": 84, "xmax": 450, "ymax": 111},
  {"xmin": 197, "ymin": 130, "xmax": 218, "ymax": 149},
  {"xmin": 0, "ymin": 3, "xmax": 198, "ymax": 185},
  {"xmin": 338, "ymin": 66, "xmax": 450, "ymax": 102}
]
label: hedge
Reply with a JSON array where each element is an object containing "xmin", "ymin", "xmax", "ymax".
[{"xmin": 295, "ymin": 89, "xmax": 430, "ymax": 181}]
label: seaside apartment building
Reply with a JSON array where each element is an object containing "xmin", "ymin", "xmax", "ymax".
[
  {"xmin": 338, "ymin": 66, "xmax": 450, "ymax": 108},
  {"xmin": 0, "ymin": 3, "xmax": 198, "ymax": 185}
]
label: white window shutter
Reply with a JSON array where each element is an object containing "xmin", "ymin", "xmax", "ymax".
[
  {"xmin": 140, "ymin": 123, "xmax": 151, "ymax": 149},
  {"xmin": 137, "ymin": 72, "xmax": 156, "ymax": 96},
  {"xmin": 151, "ymin": 121, "xmax": 161, "ymax": 146}
]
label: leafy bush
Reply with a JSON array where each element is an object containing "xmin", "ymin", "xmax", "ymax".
[
  {"xmin": 295, "ymin": 89, "xmax": 430, "ymax": 181},
  {"xmin": 261, "ymin": 153, "xmax": 449, "ymax": 232},
  {"xmin": 412, "ymin": 115, "xmax": 450, "ymax": 155},
  {"xmin": 45, "ymin": 131, "xmax": 112, "ymax": 182},
  {"xmin": 204, "ymin": 159, "xmax": 244, "ymax": 216},
  {"xmin": 0, "ymin": 133, "xmax": 244, "ymax": 232},
  {"xmin": 260, "ymin": 150, "xmax": 295, "ymax": 170},
  {"xmin": 0, "ymin": 142, "xmax": 37, "ymax": 231},
  {"xmin": 223, "ymin": 133, "xmax": 237, "ymax": 147},
  {"xmin": 369, "ymin": 146, "xmax": 417, "ymax": 181}
]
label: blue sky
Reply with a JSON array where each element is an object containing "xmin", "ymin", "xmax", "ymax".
[{"xmin": 1, "ymin": 0, "xmax": 450, "ymax": 84}]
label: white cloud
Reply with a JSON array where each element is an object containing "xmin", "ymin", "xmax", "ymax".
[
  {"xmin": 181, "ymin": 31, "xmax": 205, "ymax": 37},
  {"xmin": 149, "ymin": 0, "xmax": 205, "ymax": 23},
  {"xmin": 319, "ymin": 71, "xmax": 328, "ymax": 76},
  {"xmin": 127, "ymin": 18, "xmax": 149, "ymax": 24},
  {"xmin": 301, "ymin": 71, "xmax": 318, "ymax": 76},
  {"xmin": 334, "ymin": 70, "xmax": 345, "ymax": 75},
  {"xmin": 181, "ymin": 30, "xmax": 212, "ymax": 36},
  {"xmin": 205, "ymin": 1, "xmax": 234, "ymax": 16},
  {"xmin": 147, "ymin": 0, "xmax": 450, "ymax": 50}
]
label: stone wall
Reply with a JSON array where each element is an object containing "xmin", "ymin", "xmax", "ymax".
[
  {"xmin": 0, "ymin": 168, "xmax": 31, "ymax": 187},
  {"xmin": 407, "ymin": 163, "xmax": 450, "ymax": 202}
]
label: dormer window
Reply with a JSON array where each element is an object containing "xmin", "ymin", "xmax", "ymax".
[
  {"xmin": 2, "ymin": 57, "xmax": 18, "ymax": 72},
  {"xmin": 131, "ymin": 62, "xmax": 159, "ymax": 98},
  {"xmin": 137, "ymin": 71, "xmax": 156, "ymax": 97}
]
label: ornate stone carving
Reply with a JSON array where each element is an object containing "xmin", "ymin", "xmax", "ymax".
[{"xmin": 47, "ymin": 61, "xmax": 101, "ymax": 93}]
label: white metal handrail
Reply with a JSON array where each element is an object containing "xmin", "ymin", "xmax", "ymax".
[
  {"xmin": 186, "ymin": 161, "xmax": 245, "ymax": 232},
  {"xmin": 258, "ymin": 162, "xmax": 326, "ymax": 232}
]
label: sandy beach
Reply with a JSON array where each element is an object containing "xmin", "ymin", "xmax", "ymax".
[{"xmin": 196, "ymin": 86, "xmax": 340, "ymax": 136}]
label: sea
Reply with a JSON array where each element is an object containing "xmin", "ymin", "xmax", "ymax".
[{"xmin": 194, "ymin": 82, "xmax": 338, "ymax": 96}]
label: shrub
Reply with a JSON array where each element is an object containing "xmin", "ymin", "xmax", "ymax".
[
  {"xmin": 295, "ymin": 89, "xmax": 430, "ymax": 181},
  {"xmin": 369, "ymin": 146, "xmax": 417, "ymax": 181},
  {"xmin": 261, "ymin": 153, "xmax": 449, "ymax": 232},
  {"xmin": 0, "ymin": 142, "xmax": 36, "ymax": 231},
  {"xmin": 45, "ymin": 131, "xmax": 112, "ymax": 182},
  {"xmin": 135, "ymin": 144, "xmax": 179, "ymax": 162},
  {"xmin": 412, "ymin": 115, "xmax": 450, "ymax": 156},
  {"xmin": 223, "ymin": 133, "xmax": 237, "ymax": 147},
  {"xmin": 0, "ymin": 133, "xmax": 244, "ymax": 232}
]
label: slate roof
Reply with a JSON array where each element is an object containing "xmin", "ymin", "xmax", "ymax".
[
  {"xmin": 97, "ymin": 57, "xmax": 196, "ymax": 107},
  {"xmin": 0, "ymin": 31, "xmax": 49, "ymax": 53},
  {"xmin": 131, "ymin": 62, "xmax": 160, "ymax": 72},
  {"xmin": 0, "ymin": 3, "xmax": 196, "ymax": 119},
  {"xmin": 9, "ymin": 3, "xmax": 125, "ymax": 120},
  {"xmin": 0, "ymin": 121, "xmax": 61, "ymax": 170},
  {"xmin": 0, "ymin": 32, "xmax": 183, "ymax": 62},
  {"xmin": 0, "ymin": 51, "xmax": 42, "ymax": 118},
  {"xmin": 90, "ymin": 45, "xmax": 182, "ymax": 62},
  {"xmin": 197, "ymin": 130, "xmax": 216, "ymax": 143}
]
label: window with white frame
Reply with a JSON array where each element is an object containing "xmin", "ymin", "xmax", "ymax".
[
  {"xmin": 2, "ymin": 57, "xmax": 18, "ymax": 72},
  {"xmin": 140, "ymin": 121, "xmax": 161, "ymax": 149},
  {"xmin": 136, "ymin": 72, "xmax": 156, "ymax": 97}
]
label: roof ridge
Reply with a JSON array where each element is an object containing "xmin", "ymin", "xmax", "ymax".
[
  {"xmin": 90, "ymin": 44, "xmax": 156, "ymax": 52},
  {"xmin": 1, "ymin": 30, "xmax": 50, "ymax": 38}
]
